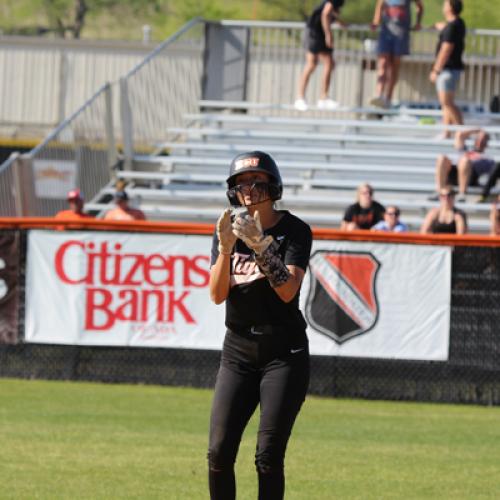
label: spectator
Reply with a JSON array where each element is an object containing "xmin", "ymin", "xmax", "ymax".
[
  {"xmin": 103, "ymin": 191, "xmax": 146, "ymax": 221},
  {"xmin": 430, "ymin": 129, "xmax": 496, "ymax": 203},
  {"xmin": 294, "ymin": 0, "xmax": 347, "ymax": 111},
  {"xmin": 421, "ymin": 186, "xmax": 467, "ymax": 234},
  {"xmin": 479, "ymin": 161, "xmax": 500, "ymax": 204},
  {"xmin": 370, "ymin": 0, "xmax": 424, "ymax": 109},
  {"xmin": 341, "ymin": 183, "xmax": 385, "ymax": 230},
  {"xmin": 490, "ymin": 195, "xmax": 500, "ymax": 236},
  {"xmin": 55, "ymin": 189, "xmax": 93, "ymax": 220},
  {"xmin": 429, "ymin": 0, "xmax": 466, "ymax": 138},
  {"xmin": 372, "ymin": 205, "xmax": 408, "ymax": 231}
]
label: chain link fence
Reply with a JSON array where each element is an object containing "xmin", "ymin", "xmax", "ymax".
[{"xmin": 1, "ymin": 227, "xmax": 499, "ymax": 406}]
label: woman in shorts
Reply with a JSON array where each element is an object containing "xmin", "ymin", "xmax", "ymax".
[{"xmin": 429, "ymin": 0, "xmax": 466, "ymax": 138}]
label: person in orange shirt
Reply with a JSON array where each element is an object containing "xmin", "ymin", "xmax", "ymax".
[
  {"xmin": 55, "ymin": 189, "xmax": 93, "ymax": 220},
  {"xmin": 103, "ymin": 191, "xmax": 146, "ymax": 221}
]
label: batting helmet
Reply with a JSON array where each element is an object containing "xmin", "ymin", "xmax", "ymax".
[{"xmin": 226, "ymin": 151, "xmax": 283, "ymax": 206}]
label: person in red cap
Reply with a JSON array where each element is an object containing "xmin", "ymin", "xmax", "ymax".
[{"xmin": 55, "ymin": 189, "xmax": 93, "ymax": 220}]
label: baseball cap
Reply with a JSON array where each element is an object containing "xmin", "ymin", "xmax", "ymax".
[
  {"xmin": 114, "ymin": 190, "xmax": 129, "ymax": 201},
  {"xmin": 67, "ymin": 188, "xmax": 83, "ymax": 200}
]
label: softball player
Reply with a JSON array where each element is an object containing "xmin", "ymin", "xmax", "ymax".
[{"xmin": 208, "ymin": 151, "xmax": 312, "ymax": 500}]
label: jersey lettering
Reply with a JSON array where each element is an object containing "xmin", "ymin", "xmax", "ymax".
[{"xmin": 231, "ymin": 252, "xmax": 264, "ymax": 286}]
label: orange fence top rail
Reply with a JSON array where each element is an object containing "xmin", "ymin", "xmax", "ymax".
[{"xmin": 1, "ymin": 217, "xmax": 500, "ymax": 248}]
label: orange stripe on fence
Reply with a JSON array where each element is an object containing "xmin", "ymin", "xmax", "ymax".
[{"xmin": 0, "ymin": 217, "xmax": 499, "ymax": 247}]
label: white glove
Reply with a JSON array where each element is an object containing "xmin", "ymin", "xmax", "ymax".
[
  {"xmin": 216, "ymin": 209, "xmax": 237, "ymax": 255},
  {"xmin": 232, "ymin": 210, "xmax": 273, "ymax": 255}
]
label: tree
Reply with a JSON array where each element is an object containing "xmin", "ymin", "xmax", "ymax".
[
  {"xmin": 39, "ymin": 0, "xmax": 163, "ymax": 38},
  {"xmin": 41, "ymin": 0, "xmax": 85, "ymax": 38}
]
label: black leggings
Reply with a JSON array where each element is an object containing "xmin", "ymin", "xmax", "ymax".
[
  {"xmin": 208, "ymin": 330, "xmax": 309, "ymax": 500},
  {"xmin": 482, "ymin": 162, "xmax": 500, "ymax": 198}
]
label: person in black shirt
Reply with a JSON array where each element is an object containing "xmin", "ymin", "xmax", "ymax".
[
  {"xmin": 208, "ymin": 151, "xmax": 312, "ymax": 500},
  {"xmin": 341, "ymin": 183, "xmax": 386, "ymax": 230},
  {"xmin": 421, "ymin": 186, "xmax": 467, "ymax": 234},
  {"xmin": 295, "ymin": 0, "xmax": 347, "ymax": 111},
  {"xmin": 429, "ymin": 0, "xmax": 466, "ymax": 138}
]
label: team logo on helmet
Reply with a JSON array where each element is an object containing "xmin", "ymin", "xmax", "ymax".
[
  {"xmin": 305, "ymin": 250, "xmax": 380, "ymax": 344},
  {"xmin": 234, "ymin": 157, "xmax": 260, "ymax": 171}
]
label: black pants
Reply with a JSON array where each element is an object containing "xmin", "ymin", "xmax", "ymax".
[
  {"xmin": 482, "ymin": 162, "xmax": 500, "ymax": 198},
  {"xmin": 208, "ymin": 329, "xmax": 310, "ymax": 500}
]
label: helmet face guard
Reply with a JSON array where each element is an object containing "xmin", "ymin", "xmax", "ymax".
[
  {"xmin": 226, "ymin": 151, "xmax": 283, "ymax": 207},
  {"xmin": 227, "ymin": 181, "xmax": 282, "ymax": 207}
]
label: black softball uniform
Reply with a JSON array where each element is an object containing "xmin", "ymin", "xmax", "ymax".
[{"xmin": 208, "ymin": 210, "xmax": 312, "ymax": 500}]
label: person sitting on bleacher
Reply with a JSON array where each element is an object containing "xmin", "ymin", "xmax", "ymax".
[
  {"xmin": 341, "ymin": 183, "xmax": 385, "ymax": 230},
  {"xmin": 429, "ymin": 129, "xmax": 497, "ymax": 203},
  {"xmin": 104, "ymin": 190, "xmax": 146, "ymax": 221},
  {"xmin": 55, "ymin": 189, "xmax": 93, "ymax": 220},
  {"xmin": 372, "ymin": 205, "xmax": 408, "ymax": 232},
  {"xmin": 421, "ymin": 186, "xmax": 467, "ymax": 234}
]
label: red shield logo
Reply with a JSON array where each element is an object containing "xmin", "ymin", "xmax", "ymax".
[{"xmin": 305, "ymin": 250, "xmax": 381, "ymax": 344}]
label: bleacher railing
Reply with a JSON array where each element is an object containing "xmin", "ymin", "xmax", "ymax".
[{"xmin": 220, "ymin": 21, "xmax": 500, "ymax": 113}]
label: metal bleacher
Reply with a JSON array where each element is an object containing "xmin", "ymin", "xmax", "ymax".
[{"xmin": 86, "ymin": 100, "xmax": 500, "ymax": 234}]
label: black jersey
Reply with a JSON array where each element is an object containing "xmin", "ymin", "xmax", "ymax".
[
  {"xmin": 436, "ymin": 17, "xmax": 466, "ymax": 70},
  {"xmin": 211, "ymin": 211, "xmax": 312, "ymax": 341},
  {"xmin": 343, "ymin": 201, "xmax": 386, "ymax": 229},
  {"xmin": 307, "ymin": 0, "xmax": 344, "ymax": 32}
]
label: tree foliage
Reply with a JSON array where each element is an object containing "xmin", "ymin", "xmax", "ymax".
[{"xmin": 1, "ymin": 0, "xmax": 499, "ymax": 39}]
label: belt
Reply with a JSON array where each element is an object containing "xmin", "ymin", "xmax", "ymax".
[{"xmin": 230, "ymin": 325, "xmax": 280, "ymax": 337}]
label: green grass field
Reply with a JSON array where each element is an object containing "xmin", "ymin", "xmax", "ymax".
[{"xmin": 1, "ymin": 378, "xmax": 499, "ymax": 499}]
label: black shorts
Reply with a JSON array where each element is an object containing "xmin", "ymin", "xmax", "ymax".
[
  {"xmin": 447, "ymin": 164, "xmax": 480, "ymax": 186},
  {"xmin": 305, "ymin": 27, "xmax": 334, "ymax": 54}
]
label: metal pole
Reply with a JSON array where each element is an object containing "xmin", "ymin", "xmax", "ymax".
[
  {"xmin": 120, "ymin": 77, "xmax": 134, "ymax": 171},
  {"xmin": 58, "ymin": 49, "xmax": 69, "ymax": 124},
  {"xmin": 11, "ymin": 153, "xmax": 27, "ymax": 216},
  {"xmin": 104, "ymin": 82, "xmax": 118, "ymax": 175}
]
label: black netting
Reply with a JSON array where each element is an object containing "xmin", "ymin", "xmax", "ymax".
[{"xmin": 1, "ymin": 231, "xmax": 499, "ymax": 405}]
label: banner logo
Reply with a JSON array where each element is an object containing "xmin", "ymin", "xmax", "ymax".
[
  {"xmin": 53, "ymin": 240, "xmax": 210, "ymax": 331},
  {"xmin": 305, "ymin": 250, "xmax": 380, "ymax": 344}
]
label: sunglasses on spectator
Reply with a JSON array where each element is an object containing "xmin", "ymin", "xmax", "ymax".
[{"xmin": 386, "ymin": 211, "xmax": 399, "ymax": 216}]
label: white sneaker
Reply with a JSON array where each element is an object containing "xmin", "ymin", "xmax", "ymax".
[
  {"xmin": 431, "ymin": 133, "xmax": 450, "ymax": 142},
  {"xmin": 317, "ymin": 98, "xmax": 339, "ymax": 110},
  {"xmin": 369, "ymin": 96, "xmax": 388, "ymax": 109},
  {"xmin": 294, "ymin": 98, "xmax": 308, "ymax": 111}
]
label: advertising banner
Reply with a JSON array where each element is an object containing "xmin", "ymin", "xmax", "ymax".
[
  {"xmin": 33, "ymin": 159, "xmax": 77, "ymax": 199},
  {"xmin": 25, "ymin": 231, "xmax": 451, "ymax": 360},
  {"xmin": 26, "ymin": 230, "xmax": 225, "ymax": 349},
  {"xmin": 302, "ymin": 240, "xmax": 451, "ymax": 360},
  {"xmin": 0, "ymin": 231, "xmax": 21, "ymax": 344}
]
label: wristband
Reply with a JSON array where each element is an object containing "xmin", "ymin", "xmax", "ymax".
[{"xmin": 254, "ymin": 239, "xmax": 290, "ymax": 288}]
